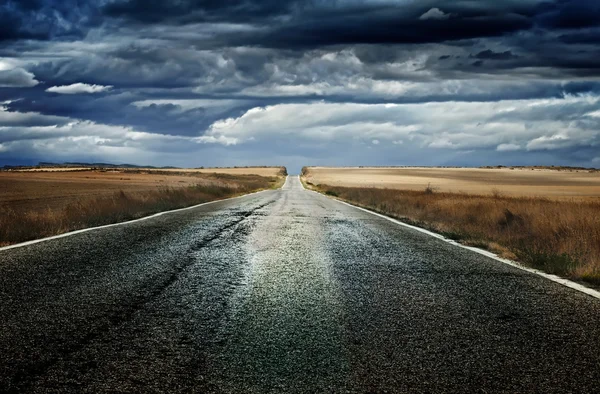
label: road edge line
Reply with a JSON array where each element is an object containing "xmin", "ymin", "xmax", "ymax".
[
  {"xmin": 298, "ymin": 176, "xmax": 600, "ymax": 300},
  {"xmin": 0, "ymin": 176, "xmax": 288, "ymax": 253}
]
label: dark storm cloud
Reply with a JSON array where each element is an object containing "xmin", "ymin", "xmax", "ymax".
[
  {"xmin": 3, "ymin": 0, "xmax": 600, "ymax": 50},
  {"xmin": 103, "ymin": 0, "xmax": 295, "ymax": 24},
  {"xmin": 4, "ymin": 84, "xmax": 280, "ymax": 139},
  {"xmin": 2, "ymin": 0, "xmax": 600, "ymax": 168},
  {"xmin": 236, "ymin": 9, "xmax": 532, "ymax": 48},
  {"xmin": 4, "ymin": 92, "xmax": 225, "ymax": 137},
  {"xmin": 30, "ymin": 50, "xmax": 206, "ymax": 89},
  {"xmin": 95, "ymin": 0, "xmax": 600, "ymax": 79},
  {"xmin": 537, "ymin": 0, "xmax": 600, "ymax": 29},
  {"xmin": 473, "ymin": 50, "xmax": 520, "ymax": 60},
  {"xmin": 557, "ymin": 28, "xmax": 600, "ymax": 44},
  {"xmin": 100, "ymin": 0, "xmax": 549, "ymax": 47},
  {"xmin": 0, "ymin": 0, "xmax": 102, "ymax": 41},
  {"xmin": 101, "ymin": 0, "xmax": 541, "ymax": 49}
]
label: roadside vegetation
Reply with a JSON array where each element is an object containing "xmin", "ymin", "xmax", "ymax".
[
  {"xmin": 0, "ymin": 172, "xmax": 285, "ymax": 247},
  {"xmin": 301, "ymin": 167, "xmax": 600, "ymax": 285}
]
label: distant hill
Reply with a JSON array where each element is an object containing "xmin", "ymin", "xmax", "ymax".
[
  {"xmin": 2, "ymin": 162, "xmax": 287, "ymax": 172},
  {"xmin": 45, "ymin": 162, "xmax": 178, "ymax": 169},
  {"xmin": 480, "ymin": 165, "xmax": 599, "ymax": 172},
  {"xmin": 3, "ymin": 162, "xmax": 181, "ymax": 170}
]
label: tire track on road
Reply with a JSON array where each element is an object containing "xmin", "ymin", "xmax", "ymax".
[
  {"xmin": 7, "ymin": 199, "xmax": 276, "ymax": 392},
  {"xmin": 206, "ymin": 188, "xmax": 351, "ymax": 393}
]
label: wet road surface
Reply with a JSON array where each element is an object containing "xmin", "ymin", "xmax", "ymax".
[{"xmin": 1, "ymin": 176, "xmax": 600, "ymax": 393}]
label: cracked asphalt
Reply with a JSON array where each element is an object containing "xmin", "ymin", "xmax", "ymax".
[{"xmin": 1, "ymin": 176, "xmax": 600, "ymax": 393}]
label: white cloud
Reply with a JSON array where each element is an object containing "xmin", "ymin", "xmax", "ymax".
[
  {"xmin": 497, "ymin": 143, "xmax": 521, "ymax": 151},
  {"xmin": 204, "ymin": 95, "xmax": 600, "ymax": 153},
  {"xmin": 0, "ymin": 105, "xmax": 236, "ymax": 162},
  {"xmin": 194, "ymin": 135, "xmax": 239, "ymax": 145},
  {"xmin": 585, "ymin": 110, "xmax": 600, "ymax": 118},
  {"xmin": 237, "ymin": 73, "xmax": 555, "ymax": 103},
  {"xmin": 0, "ymin": 68, "xmax": 39, "ymax": 88},
  {"xmin": 46, "ymin": 83, "xmax": 113, "ymax": 94},
  {"xmin": 526, "ymin": 134, "xmax": 570, "ymax": 151},
  {"xmin": 429, "ymin": 138, "xmax": 456, "ymax": 149},
  {"xmin": 0, "ymin": 105, "xmax": 68, "ymax": 127},
  {"xmin": 3, "ymin": 92, "xmax": 600, "ymax": 166},
  {"xmin": 419, "ymin": 8, "xmax": 450, "ymax": 20}
]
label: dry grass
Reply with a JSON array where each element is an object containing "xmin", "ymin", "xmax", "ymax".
[
  {"xmin": 9, "ymin": 166, "xmax": 287, "ymax": 177},
  {"xmin": 0, "ymin": 171, "xmax": 284, "ymax": 246},
  {"xmin": 167, "ymin": 166, "xmax": 287, "ymax": 177},
  {"xmin": 302, "ymin": 168, "xmax": 600, "ymax": 285},
  {"xmin": 0, "ymin": 167, "xmax": 287, "ymax": 210},
  {"xmin": 304, "ymin": 166, "xmax": 600, "ymax": 200},
  {"xmin": 13, "ymin": 167, "xmax": 93, "ymax": 172}
]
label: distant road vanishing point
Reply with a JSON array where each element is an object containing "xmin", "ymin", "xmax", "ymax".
[{"xmin": 1, "ymin": 176, "xmax": 600, "ymax": 393}]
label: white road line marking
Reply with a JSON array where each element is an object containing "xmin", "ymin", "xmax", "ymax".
[
  {"xmin": 0, "ymin": 176, "xmax": 288, "ymax": 253},
  {"xmin": 299, "ymin": 176, "xmax": 600, "ymax": 300}
]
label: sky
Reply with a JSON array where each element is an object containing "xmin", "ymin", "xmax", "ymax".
[{"xmin": 1, "ymin": 0, "xmax": 600, "ymax": 173}]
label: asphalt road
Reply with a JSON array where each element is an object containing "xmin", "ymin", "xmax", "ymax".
[{"xmin": 1, "ymin": 176, "xmax": 600, "ymax": 393}]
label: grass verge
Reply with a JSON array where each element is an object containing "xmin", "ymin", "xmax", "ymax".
[
  {"xmin": 1, "ymin": 173, "xmax": 285, "ymax": 247},
  {"xmin": 301, "ymin": 174, "xmax": 600, "ymax": 285}
]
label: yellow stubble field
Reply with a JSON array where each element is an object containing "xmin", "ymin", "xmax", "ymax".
[
  {"xmin": 0, "ymin": 167, "xmax": 285, "ymax": 212},
  {"xmin": 304, "ymin": 167, "xmax": 600, "ymax": 200},
  {"xmin": 0, "ymin": 167, "xmax": 286, "ymax": 246}
]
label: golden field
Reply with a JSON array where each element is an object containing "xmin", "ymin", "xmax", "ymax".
[
  {"xmin": 304, "ymin": 166, "xmax": 600, "ymax": 200},
  {"xmin": 302, "ymin": 167, "xmax": 600, "ymax": 285},
  {"xmin": 0, "ymin": 167, "xmax": 286, "ymax": 246},
  {"xmin": 11, "ymin": 166, "xmax": 285, "ymax": 177},
  {"xmin": 178, "ymin": 167, "xmax": 287, "ymax": 177},
  {"xmin": 1, "ymin": 167, "xmax": 286, "ymax": 211}
]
